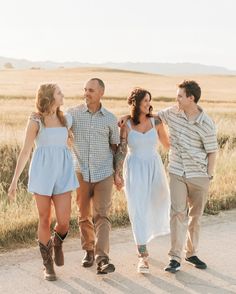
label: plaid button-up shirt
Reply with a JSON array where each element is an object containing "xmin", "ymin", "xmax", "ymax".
[
  {"xmin": 158, "ymin": 105, "xmax": 218, "ymax": 178},
  {"xmin": 67, "ymin": 104, "xmax": 120, "ymax": 183}
]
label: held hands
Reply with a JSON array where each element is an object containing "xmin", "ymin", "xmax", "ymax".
[
  {"xmin": 8, "ymin": 181, "xmax": 17, "ymax": 201},
  {"xmin": 114, "ymin": 173, "xmax": 124, "ymax": 191}
]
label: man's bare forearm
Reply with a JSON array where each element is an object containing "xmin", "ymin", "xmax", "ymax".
[{"xmin": 207, "ymin": 152, "xmax": 217, "ymax": 176}]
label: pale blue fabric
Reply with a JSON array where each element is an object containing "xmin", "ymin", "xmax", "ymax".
[
  {"xmin": 124, "ymin": 118, "xmax": 170, "ymax": 244},
  {"xmin": 28, "ymin": 113, "xmax": 79, "ymax": 196}
]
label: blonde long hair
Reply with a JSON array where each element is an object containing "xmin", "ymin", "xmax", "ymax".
[
  {"xmin": 35, "ymin": 83, "xmax": 74, "ymax": 145},
  {"xmin": 35, "ymin": 83, "xmax": 67, "ymax": 127}
]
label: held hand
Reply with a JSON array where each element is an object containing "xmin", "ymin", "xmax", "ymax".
[
  {"xmin": 8, "ymin": 181, "xmax": 17, "ymax": 201},
  {"xmin": 114, "ymin": 173, "xmax": 124, "ymax": 191}
]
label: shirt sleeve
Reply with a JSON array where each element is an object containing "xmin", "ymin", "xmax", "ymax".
[
  {"xmin": 157, "ymin": 107, "xmax": 171, "ymax": 125},
  {"xmin": 202, "ymin": 123, "xmax": 218, "ymax": 153},
  {"xmin": 65, "ymin": 112, "xmax": 73, "ymax": 128},
  {"xmin": 109, "ymin": 117, "xmax": 120, "ymax": 145}
]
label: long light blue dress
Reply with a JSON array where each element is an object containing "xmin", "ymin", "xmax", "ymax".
[
  {"xmin": 124, "ymin": 118, "xmax": 170, "ymax": 245},
  {"xmin": 28, "ymin": 113, "xmax": 79, "ymax": 196}
]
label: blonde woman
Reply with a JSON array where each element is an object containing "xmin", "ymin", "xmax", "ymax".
[{"xmin": 8, "ymin": 83, "xmax": 79, "ymax": 281}]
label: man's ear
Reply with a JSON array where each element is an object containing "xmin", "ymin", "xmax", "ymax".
[
  {"xmin": 100, "ymin": 88, "xmax": 105, "ymax": 96},
  {"xmin": 189, "ymin": 95, "xmax": 195, "ymax": 102}
]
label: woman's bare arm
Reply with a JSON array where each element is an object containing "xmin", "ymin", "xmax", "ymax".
[{"xmin": 8, "ymin": 120, "xmax": 38, "ymax": 200}]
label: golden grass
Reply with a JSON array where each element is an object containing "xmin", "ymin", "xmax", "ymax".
[
  {"xmin": 1, "ymin": 98, "xmax": 236, "ymax": 144},
  {"xmin": 0, "ymin": 68, "xmax": 236, "ymax": 250},
  {"xmin": 1, "ymin": 67, "xmax": 236, "ymax": 101}
]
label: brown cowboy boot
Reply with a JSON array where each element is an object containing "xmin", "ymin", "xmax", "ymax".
[
  {"xmin": 52, "ymin": 231, "xmax": 67, "ymax": 266},
  {"xmin": 39, "ymin": 239, "xmax": 57, "ymax": 281},
  {"xmin": 81, "ymin": 250, "xmax": 95, "ymax": 267}
]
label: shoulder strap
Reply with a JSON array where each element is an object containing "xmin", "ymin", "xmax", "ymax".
[
  {"xmin": 150, "ymin": 117, "xmax": 155, "ymax": 127},
  {"xmin": 126, "ymin": 119, "xmax": 132, "ymax": 130}
]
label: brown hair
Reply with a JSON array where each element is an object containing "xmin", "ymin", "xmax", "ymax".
[
  {"xmin": 127, "ymin": 88, "xmax": 153, "ymax": 125},
  {"xmin": 35, "ymin": 83, "xmax": 67, "ymax": 127},
  {"xmin": 178, "ymin": 80, "xmax": 201, "ymax": 103}
]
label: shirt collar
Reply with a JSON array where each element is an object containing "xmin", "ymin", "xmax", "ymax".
[
  {"xmin": 82, "ymin": 103, "xmax": 106, "ymax": 116},
  {"xmin": 176, "ymin": 105, "xmax": 206, "ymax": 125}
]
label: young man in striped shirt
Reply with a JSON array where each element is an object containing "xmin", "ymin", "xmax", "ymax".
[{"xmin": 159, "ymin": 80, "xmax": 218, "ymax": 273}]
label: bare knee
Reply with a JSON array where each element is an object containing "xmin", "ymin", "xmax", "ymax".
[
  {"xmin": 38, "ymin": 215, "xmax": 51, "ymax": 230},
  {"xmin": 56, "ymin": 221, "xmax": 69, "ymax": 233}
]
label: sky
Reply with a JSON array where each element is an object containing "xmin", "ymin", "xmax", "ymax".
[{"xmin": 0, "ymin": 0, "xmax": 236, "ymax": 69}]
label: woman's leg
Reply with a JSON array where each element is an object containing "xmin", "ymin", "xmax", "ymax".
[
  {"xmin": 52, "ymin": 191, "xmax": 72, "ymax": 266},
  {"xmin": 34, "ymin": 194, "xmax": 56, "ymax": 281},
  {"xmin": 52, "ymin": 191, "xmax": 71, "ymax": 235},
  {"xmin": 137, "ymin": 244, "xmax": 149, "ymax": 273},
  {"xmin": 137, "ymin": 245, "xmax": 148, "ymax": 257},
  {"xmin": 34, "ymin": 194, "xmax": 52, "ymax": 245}
]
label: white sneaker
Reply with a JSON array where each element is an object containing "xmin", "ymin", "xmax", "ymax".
[{"xmin": 137, "ymin": 257, "xmax": 149, "ymax": 274}]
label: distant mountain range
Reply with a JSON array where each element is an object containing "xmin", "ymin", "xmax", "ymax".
[{"xmin": 1, "ymin": 56, "xmax": 235, "ymax": 75}]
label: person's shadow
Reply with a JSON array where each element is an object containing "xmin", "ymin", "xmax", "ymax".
[{"xmin": 175, "ymin": 269, "xmax": 236, "ymax": 294}]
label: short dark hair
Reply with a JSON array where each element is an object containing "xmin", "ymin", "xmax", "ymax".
[
  {"xmin": 90, "ymin": 78, "xmax": 105, "ymax": 90},
  {"xmin": 178, "ymin": 80, "xmax": 201, "ymax": 103},
  {"xmin": 127, "ymin": 88, "xmax": 153, "ymax": 125}
]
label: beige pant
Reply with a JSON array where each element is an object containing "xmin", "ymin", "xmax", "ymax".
[
  {"xmin": 76, "ymin": 173, "xmax": 113, "ymax": 264},
  {"xmin": 169, "ymin": 173, "xmax": 210, "ymax": 262}
]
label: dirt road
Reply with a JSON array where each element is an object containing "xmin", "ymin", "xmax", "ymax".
[{"xmin": 0, "ymin": 210, "xmax": 236, "ymax": 293}]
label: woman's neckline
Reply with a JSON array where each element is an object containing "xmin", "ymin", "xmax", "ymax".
[{"xmin": 129, "ymin": 118, "xmax": 154, "ymax": 134}]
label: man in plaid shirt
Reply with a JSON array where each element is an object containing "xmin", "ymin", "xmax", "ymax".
[{"xmin": 68, "ymin": 78, "xmax": 120, "ymax": 274}]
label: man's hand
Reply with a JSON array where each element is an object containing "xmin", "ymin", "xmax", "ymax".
[{"xmin": 118, "ymin": 115, "xmax": 130, "ymax": 128}]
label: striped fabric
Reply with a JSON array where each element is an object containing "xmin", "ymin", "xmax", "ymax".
[
  {"xmin": 158, "ymin": 105, "xmax": 218, "ymax": 178},
  {"xmin": 67, "ymin": 104, "xmax": 120, "ymax": 183}
]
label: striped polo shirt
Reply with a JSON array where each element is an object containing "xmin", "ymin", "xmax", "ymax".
[
  {"xmin": 158, "ymin": 105, "xmax": 218, "ymax": 178},
  {"xmin": 67, "ymin": 104, "xmax": 120, "ymax": 183}
]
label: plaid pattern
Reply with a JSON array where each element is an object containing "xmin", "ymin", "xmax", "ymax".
[
  {"xmin": 67, "ymin": 104, "xmax": 120, "ymax": 182},
  {"xmin": 158, "ymin": 105, "xmax": 218, "ymax": 178}
]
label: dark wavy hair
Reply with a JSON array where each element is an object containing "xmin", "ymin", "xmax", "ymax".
[{"xmin": 127, "ymin": 88, "xmax": 153, "ymax": 125}]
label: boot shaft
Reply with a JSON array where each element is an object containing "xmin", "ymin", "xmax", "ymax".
[
  {"xmin": 38, "ymin": 239, "xmax": 56, "ymax": 281},
  {"xmin": 53, "ymin": 231, "xmax": 67, "ymax": 266}
]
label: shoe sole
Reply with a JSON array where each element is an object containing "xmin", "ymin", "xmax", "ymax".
[
  {"xmin": 82, "ymin": 261, "xmax": 94, "ymax": 268},
  {"xmin": 97, "ymin": 264, "xmax": 115, "ymax": 274},
  {"xmin": 44, "ymin": 275, "xmax": 57, "ymax": 281},
  {"xmin": 185, "ymin": 261, "xmax": 207, "ymax": 269},
  {"xmin": 164, "ymin": 266, "xmax": 180, "ymax": 273},
  {"xmin": 137, "ymin": 268, "xmax": 149, "ymax": 274},
  {"xmin": 185, "ymin": 259, "xmax": 207, "ymax": 269}
]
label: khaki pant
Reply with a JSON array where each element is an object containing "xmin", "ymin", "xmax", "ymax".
[
  {"xmin": 76, "ymin": 173, "xmax": 113, "ymax": 264},
  {"xmin": 169, "ymin": 173, "xmax": 210, "ymax": 263}
]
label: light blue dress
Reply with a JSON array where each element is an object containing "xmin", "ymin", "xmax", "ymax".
[
  {"xmin": 124, "ymin": 118, "xmax": 170, "ymax": 245},
  {"xmin": 28, "ymin": 113, "xmax": 79, "ymax": 196}
]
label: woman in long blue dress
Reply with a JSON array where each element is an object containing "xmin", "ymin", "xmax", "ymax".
[
  {"xmin": 115, "ymin": 88, "xmax": 170, "ymax": 273},
  {"xmin": 8, "ymin": 83, "xmax": 79, "ymax": 281}
]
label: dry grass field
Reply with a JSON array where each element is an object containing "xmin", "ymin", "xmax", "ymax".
[
  {"xmin": 0, "ymin": 68, "xmax": 236, "ymax": 250},
  {"xmin": 1, "ymin": 67, "xmax": 236, "ymax": 101}
]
